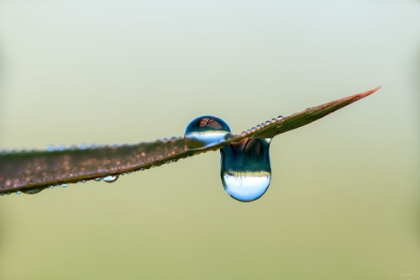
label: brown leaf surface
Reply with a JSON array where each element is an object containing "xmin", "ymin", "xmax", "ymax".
[{"xmin": 0, "ymin": 87, "xmax": 380, "ymax": 195}]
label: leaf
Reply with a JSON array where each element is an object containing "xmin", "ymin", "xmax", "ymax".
[{"xmin": 0, "ymin": 87, "xmax": 381, "ymax": 195}]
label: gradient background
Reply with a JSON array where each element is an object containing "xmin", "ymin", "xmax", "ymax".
[{"xmin": 0, "ymin": 1, "xmax": 419, "ymax": 279}]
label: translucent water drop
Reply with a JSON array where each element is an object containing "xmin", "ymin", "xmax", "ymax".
[
  {"xmin": 79, "ymin": 143, "xmax": 88, "ymax": 150},
  {"xmin": 16, "ymin": 191, "xmax": 21, "ymax": 195},
  {"xmin": 103, "ymin": 175, "xmax": 119, "ymax": 183},
  {"xmin": 46, "ymin": 145, "xmax": 55, "ymax": 152},
  {"xmin": 277, "ymin": 115, "xmax": 284, "ymax": 120},
  {"xmin": 22, "ymin": 188, "xmax": 45, "ymax": 195},
  {"xmin": 184, "ymin": 115, "xmax": 232, "ymax": 149},
  {"xmin": 95, "ymin": 177, "xmax": 102, "ymax": 181},
  {"xmin": 57, "ymin": 144, "xmax": 66, "ymax": 151},
  {"xmin": 61, "ymin": 183, "xmax": 68, "ymax": 187},
  {"xmin": 220, "ymin": 138, "xmax": 272, "ymax": 202}
]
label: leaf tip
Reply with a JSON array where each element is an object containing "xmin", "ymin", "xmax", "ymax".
[{"xmin": 362, "ymin": 86, "xmax": 381, "ymax": 96}]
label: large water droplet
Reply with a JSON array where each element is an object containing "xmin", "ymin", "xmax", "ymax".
[
  {"xmin": 220, "ymin": 138, "xmax": 272, "ymax": 202},
  {"xmin": 103, "ymin": 175, "xmax": 119, "ymax": 183},
  {"xmin": 184, "ymin": 115, "xmax": 232, "ymax": 149}
]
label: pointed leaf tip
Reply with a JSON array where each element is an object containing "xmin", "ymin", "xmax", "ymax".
[{"xmin": 358, "ymin": 86, "xmax": 381, "ymax": 99}]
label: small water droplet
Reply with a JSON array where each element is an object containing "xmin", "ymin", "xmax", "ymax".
[
  {"xmin": 79, "ymin": 143, "xmax": 88, "ymax": 150},
  {"xmin": 103, "ymin": 175, "xmax": 119, "ymax": 183},
  {"xmin": 16, "ymin": 191, "xmax": 21, "ymax": 195},
  {"xmin": 251, "ymin": 127, "xmax": 257, "ymax": 133},
  {"xmin": 277, "ymin": 115, "xmax": 284, "ymax": 120},
  {"xmin": 184, "ymin": 115, "xmax": 232, "ymax": 149},
  {"xmin": 57, "ymin": 144, "xmax": 66, "ymax": 151},
  {"xmin": 22, "ymin": 188, "xmax": 45, "ymax": 195},
  {"xmin": 140, "ymin": 168, "xmax": 145, "ymax": 171},
  {"xmin": 46, "ymin": 145, "xmax": 55, "ymax": 152},
  {"xmin": 271, "ymin": 118, "xmax": 277, "ymax": 124},
  {"xmin": 95, "ymin": 177, "xmax": 102, "ymax": 181},
  {"xmin": 240, "ymin": 131, "xmax": 247, "ymax": 137},
  {"xmin": 256, "ymin": 125, "xmax": 262, "ymax": 130},
  {"xmin": 49, "ymin": 185, "xmax": 54, "ymax": 189},
  {"xmin": 220, "ymin": 138, "xmax": 272, "ymax": 202},
  {"xmin": 61, "ymin": 183, "xmax": 67, "ymax": 187}
]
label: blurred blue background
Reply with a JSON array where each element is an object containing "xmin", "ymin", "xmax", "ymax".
[{"xmin": 0, "ymin": 1, "xmax": 419, "ymax": 279}]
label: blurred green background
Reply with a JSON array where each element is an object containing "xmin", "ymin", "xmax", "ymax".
[{"xmin": 0, "ymin": 1, "xmax": 419, "ymax": 279}]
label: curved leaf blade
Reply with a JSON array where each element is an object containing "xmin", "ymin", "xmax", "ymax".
[{"xmin": 0, "ymin": 87, "xmax": 380, "ymax": 195}]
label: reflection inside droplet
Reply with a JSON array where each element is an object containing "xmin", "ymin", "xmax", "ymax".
[
  {"xmin": 22, "ymin": 187, "xmax": 45, "ymax": 195},
  {"xmin": 220, "ymin": 138, "xmax": 272, "ymax": 202},
  {"xmin": 103, "ymin": 175, "xmax": 119, "ymax": 183},
  {"xmin": 184, "ymin": 115, "xmax": 232, "ymax": 149}
]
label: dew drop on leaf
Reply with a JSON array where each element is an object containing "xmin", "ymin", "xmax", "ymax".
[
  {"xmin": 103, "ymin": 175, "xmax": 119, "ymax": 183},
  {"xmin": 22, "ymin": 187, "xmax": 45, "ymax": 195},
  {"xmin": 220, "ymin": 138, "xmax": 272, "ymax": 202},
  {"xmin": 184, "ymin": 115, "xmax": 232, "ymax": 149}
]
